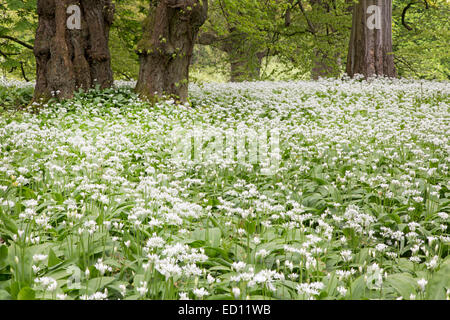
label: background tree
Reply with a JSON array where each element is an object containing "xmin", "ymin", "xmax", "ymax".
[
  {"xmin": 196, "ymin": 0, "xmax": 279, "ymax": 82},
  {"xmin": 196, "ymin": 0, "xmax": 352, "ymax": 81},
  {"xmin": 135, "ymin": 0, "xmax": 208, "ymax": 103},
  {"xmin": 109, "ymin": 0, "xmax": 147, "ymax": 80},
  {"xmin": 33, "ymin": 0, "xmax": 115, "ymax": 101}
]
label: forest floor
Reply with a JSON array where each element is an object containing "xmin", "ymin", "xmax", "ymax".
[{"xmin": 0, "ymin": 78, "xmax": 449, "ymax": 300}]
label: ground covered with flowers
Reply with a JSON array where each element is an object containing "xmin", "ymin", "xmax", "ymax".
[{"xmin": 0, "ymin": 78, "xmax": 449, "ymax": 300}]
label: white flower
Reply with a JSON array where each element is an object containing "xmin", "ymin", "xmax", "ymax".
[
  {"xmin": 337, "ymin": 286, "xmax": 347, "ymax": 296},
  {"xmin": 232, "ymin": 287, "xmax": 240, "ymax": 299},
  {"xmin": 119, "ymin": 284, "xmax": 127, "ymax": 297},
  {"xmin": 34, "ymin": 277, "xmax": 57, "ymax": 291},
  {"xmin": 145, "ymin": 235, "xmax": 165, "ymax": 249},
  {"xmin": 142, "ymin": 262, "xmax": 150, "ymax": 271},
  {"xmin": 255, "ymin": 249, "xmax": 269, "ymax": 259},
  {"xmin": 375, "ymin": 244, "xmax": 388, "ymax": 252},
  {"xmin": 417, "ymin": 278, "xmax": 428, "ymax": 291},
  {"xmin": 365, "ymin": 263, "xmax": 384, "ymax": 289},
  {"xmin": 340, "ymin": 250, "xmax": 352, "ymax": 262},
  {"xmin": 437, "ymin": 212, "xmax": 448, "ymax": 220},
  {"xmin": 207, "ymin": 274, "xmax": 216, "ymax": 284},
  {"xmin": 285, "ymin": 260, "xmax": 294, "ymax": 271},
  {"xmin": 94, "ymin": 258, "xmax": 112, "ymax": 275},
  {"xmin": 80, "ymin": 289, "xmax": 108, "ymax": 300},
  {"xmin": 179, "ymin": 292, "xmax": 190, "ymax": 300},
  {"xmin": 232, "ymin": 261, "xmax": 246, "ymax": 272},
  {"xmin": 426, "ymin": 256, "xmax": 438, "ymax": 270},
  {"xmin": 296, "ymin": 282, "xmax": 324, "ymax": 297},
  {"xmin": 32, "ymin": 254, "xmax": 48, "ymax": 263},
  {"xmin": 288, "ymin": 273, "xmax": 299, "ymax": 280},
  {"xmin": 193, "ymin": 287, "xmax": 209, "ymax": 299},
  {"xmin": 137, "ymin": 282, "xmax": 148, "ymax": 296}
]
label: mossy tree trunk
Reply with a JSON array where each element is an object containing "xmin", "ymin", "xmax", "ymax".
[
  {"xmin": 135, "ymin": 0, "xmax": 208, "ymax": 103},
  {"xmin": 33, "ymin": 0, "xmax": 114, "ymax": 102}
]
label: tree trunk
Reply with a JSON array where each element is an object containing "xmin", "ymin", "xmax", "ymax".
[
  {"xmin": 33, "ymin": 0, "xmax": 115, "ymax": 101},
  {"xmin": 229, "ymin": 47, "xmax": 264, "ymax": 82},
  {"xmin": 307, "ymin": 0, "xmax": 342, "ymax": 80},
  {"xmin": 136, "ymin": 0, "xmax": 208, "ymax": 103},
  {"xmin": 346, "ymin": 0, "xmax": 397, "ymax": 78},
  {"xmin": 197, "ymin": 31, "xmax": 265, "ymax": 82}
]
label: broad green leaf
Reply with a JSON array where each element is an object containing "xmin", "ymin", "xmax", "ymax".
[
  {"xmin": 0, "ymin": 245, "xmax": 8, "ymax": 270},
  {"xmin": 86, "ymin": 277, "xmax": 116, "ymax": 295},
  {"xmin": 426, "ymin": 257, "xmax": 450, "ymax": 300},
  {"xmin": 48, "ymin": 248, "xmax": 62, "ymax": 268},
  {"xmin": 17, "ymin": 287, "xmax": 35, "ymax": 300},
  {"xmin": 385, "ymin": 273, "xmax": 417, "ymax": 299},
  {"xmin": 0, "ymin": 210, "xmax": 18, "ymax": 235},
  {"xmin": 0, "ymin": 289, "xmax": 12, "ymax": 300}
]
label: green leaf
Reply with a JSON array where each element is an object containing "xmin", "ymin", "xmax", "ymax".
[
  {"xmin": 206, "ymin": 294, "xmax": 232, "ymax": 300},
  {"xmin": 86, "ymin": 277, "xmax": 116, "ymax": 295},
  {"xmin": 349, "ymin": 275, "xmax": 366, "ymax": 299},
  {"xmin": 191, "ymin": 227, "xmax": 221, "ymax": 248},
  {"xmin": 0, "ymin": 289, "xmax": 12, "ymax": 300},
  {"xmin": 17, "ymin": 287, "xmax": 35, "ymax": 300},
  {"xmin": 426, "ymin": 257, "xmax": 450, "ymax": 300},
  {"xmin": 385, "ymin": 273, "xmax": 417, "ymax": 299},
  {"xmin": 0, "ymin": 209, "xmax": 18, "ymax": 235},
  {"xmin": 48, "ymin": 248, "xmax": 62, "ymax": 268},
  {"xmin": 0, "ymin": 245, "xmax": 8, "ymax": 270}
]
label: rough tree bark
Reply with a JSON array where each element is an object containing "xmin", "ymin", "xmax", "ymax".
[
  {"xmin": 346, "ymin": 0, "xmax": 397, "ymax": 78},
  {"xmin": 33, "ymin": 0, "xmax": 115, "ymax": 101},
  {"xmin": 135, "ymin": 0, "xmax": 208, "ymax": 103}
]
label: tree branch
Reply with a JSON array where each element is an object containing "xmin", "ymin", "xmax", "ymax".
[
  {"xmin": 402, "ymin": 0, "xmax": 430, "ymax": 31},
  {"xmin": 196, "ymin": 31, "xmax": 220, "ymax": 45},
  {"xmin": 0, "ymin": 49, "xmax": 20, "ymax": 58},
  {"xmin": 401, "ymin": 2, "xmax": 414, "ymax": 31},
  {"xmin": 20, "ymin": 61, "xmax": 30, "ymax": 82},
  {"xmin": 298, "ymin": 0, "xmax": 316, "ymax": 34},
  {"xmin": 0, "ymin": 35, "xmax": 34, "ymax": 50}
]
